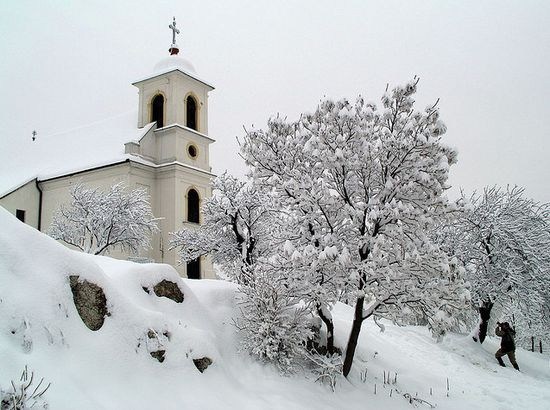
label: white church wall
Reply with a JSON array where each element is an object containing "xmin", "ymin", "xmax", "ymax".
[
  {"xmin": 155, "ymin": 127, "xmax": 179, "ymax": 163},
  {"xmin": 137, "ymin": 76, "xmax": 170, "ymax": 128},
  {"xmin": 174, "ymin": 127, "xmax": 212, "ymax": 171},
  {"xmin": 137, "ymin": 125, "xmax": 212, "ymax": 171},
  {"xmin": 136, "ymin": 71, "xmax": 210, "ymax": 135},
  {"xmin": 39, "ymin": 163, "xmax": 133, "ymax": 259},
  {"xmin": 0, "ymin": 180, "xmax": 41, "ymax": 229},
  {"xmin": 153, "ymin": 164, "xmax": 179, "ymax": 271},
  {"xmin": 127, "ymin": 162, "xmax": 162, "ymax": 264},
  {"xmin": 151, "ymin": 162, "xmax": 215, "ymax": 279},
  {"xmin": 176, "ymin": 168, "xmax": 215, "ymax": 279},
  {"xmin": 174, "ymin": 74, "xmax": 210, "ymax": 134},
  {"xmin": 125, "ymin": 126, "xmax": 157, "ymax": 163}
]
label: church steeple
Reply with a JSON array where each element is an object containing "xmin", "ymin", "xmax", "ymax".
[
  {"xmin": 130, "ymin": 18, "xmax": 215, "ymax": 171},
  {"xmin": 168, "ymin": 17, "xmax": 180, "ymax": 56}
]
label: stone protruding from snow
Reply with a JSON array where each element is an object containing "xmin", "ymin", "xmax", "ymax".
[
  {"xmin": 150, "ymin": 350, "xmax": 166, "ymax": 363},
  {"xmin": 69, "ymin": 275, "xmax": 109, "ymax": 331},
  {"xmin": 152, "ymin": 279, "xmax": 184, "ymax": 303},
  {"xmin": 193, "ymin": 357, "xmax": 212, "ymax": 373}
]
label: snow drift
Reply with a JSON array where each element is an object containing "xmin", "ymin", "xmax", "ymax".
[{"xmin": 0, "ymin": 208, "xmax": 548, "ymax": 409}]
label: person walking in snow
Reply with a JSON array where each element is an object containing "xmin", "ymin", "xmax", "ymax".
[{"xmin": 495, "ymin": 322, "xmax": 520, "ymax": 371}]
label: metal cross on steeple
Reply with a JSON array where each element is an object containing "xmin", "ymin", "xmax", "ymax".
[{"xmin": 169, "ymin": 17, "xmax": 180, "ymax": 46}]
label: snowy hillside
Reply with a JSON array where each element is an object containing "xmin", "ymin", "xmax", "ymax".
[{"xmin": 0, "ymin": 208, "xmax": 548, "ymax": 410}]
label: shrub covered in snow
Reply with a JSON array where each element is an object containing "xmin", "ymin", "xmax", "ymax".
[
  {"xmin": 235, "ymin": 269, "xmax": 313, "ymax": 374},
  {"xmin": 171, "ymin": 174, "xmax": 313, "ymax": 372},
  {"xmin": 48, "ymin": 182, "xmax": 159, "ymax": 256},
  {"xmin": 0, "ymin": 366, "xmax": 50, "ymax": 410}
]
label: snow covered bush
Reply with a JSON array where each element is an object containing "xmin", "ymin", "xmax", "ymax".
[
  {"xmin": 439, "ymin": 186, "xmax": 550, "ymax": 346},
  {"xmin": 48, "ymin": 182, "xmax": 159, "ymax": 255},
  {"xmin": 306, "ymin": 352, "xmax": 343, "ymax": 391},
  {"xmin": 235, "ymin": 268, "xmax": 313, "ymax": 374},
  {"xmin": 0, "ymin": 366, "xmax": 51, "ymax": 410},
  {"xmin": 241, "ymin": 78, "xmax": 470, "ymax": 376},
  {"xmin": 171, "ymin": 174, "xmax": 313, "ymax": 373}
]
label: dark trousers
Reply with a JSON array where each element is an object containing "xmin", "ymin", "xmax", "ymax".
[{"xmin": 495, "ymin": 348, "xmax": 519, "ymax": 369}]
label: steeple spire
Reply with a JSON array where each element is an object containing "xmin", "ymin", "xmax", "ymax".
[{"xmin": 168, "ymin": 17, "xmax": 180, "ymax": 55}]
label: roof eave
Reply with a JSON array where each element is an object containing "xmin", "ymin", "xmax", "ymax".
[{"xmin": 132, "ymin": 68, "xmax": 215, "ymax": 91}]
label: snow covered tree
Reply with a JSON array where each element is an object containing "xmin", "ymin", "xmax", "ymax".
[
  {"xmin": 48, "ymin": 182, "xmax": 159, "ymax": 256},
  {"xmin": 241, "ymin": 79, "xmax": 470, "ymax": 377},
  {"xmin": 171, "ymin": 174, "xmax": 312, "ymax": 372},
  {"xmin": 235, "ymin": 264, "xmax": 313, "ymax": 374},
  {"xmin": 441, "ymin": 186, "xmax": 550, "ymax": 345},
  {"xmin": 278, "ymin": 236, "xmax": 342, "ymax": 355},
  {"xmin": 171, "ymin": 173, "xmax": 277, "ymax": 284}
]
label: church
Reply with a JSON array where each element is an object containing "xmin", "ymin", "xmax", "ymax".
[{"xmin": 0, "ymin": 18, "xmax": 215, "ymax": 279}]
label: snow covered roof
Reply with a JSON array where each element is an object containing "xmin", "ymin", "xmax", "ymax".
[
  {"xmin": 133, "ymin": 54, "xmax": 214, "ymax": 90},
  {"xmin": 154, "ymin": 55, "xmax": 196, "ymax": 73},
  {"xmin": 0, "ymin": 111, "xmax": 155, "ymax": 197}
]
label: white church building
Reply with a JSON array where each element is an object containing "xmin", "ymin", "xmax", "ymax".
[{"xmin": 0, "ymin": 19, "xmax": 215, "ymax": 279}]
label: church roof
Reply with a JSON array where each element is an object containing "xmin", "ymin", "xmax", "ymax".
[
  {"xmin": 132, "ymin": 54, "xmax": 215, "ymax": 90},
  {"xmin": 154, "ymin": 55, "xmax": 196, "ymax": 74},
  {"xmin": 0, "ymin": 112, "xmax": 155, "ymax": 197}
]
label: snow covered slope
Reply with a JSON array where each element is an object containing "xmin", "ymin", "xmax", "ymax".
[{"xmin": 0, "ymin": 208, "xmax": 548, "ymax": 409}]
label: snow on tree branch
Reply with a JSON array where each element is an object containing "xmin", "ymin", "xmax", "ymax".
[
  {"xmin": 48, "ymin": 182, "xmax": 159, "ymax": 256},
  {"xmin": 171, "ymin": 173, "xmax": 280, "ymax": 284},
  {"xmin": 171, "ymin": 174, "xmax": 312, "ymax": 373},
  {"xmin": 438, "ymin": 185, "xmax": 550, "ymax": 345},
  {"xmin": 241, "ymin": 79, "xmax": 470, "ymax": 376}
]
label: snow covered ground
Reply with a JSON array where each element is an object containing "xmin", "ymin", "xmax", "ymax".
[{"xmin": 1, "ymin": 208, "xmax": 548, "ymax": 409}]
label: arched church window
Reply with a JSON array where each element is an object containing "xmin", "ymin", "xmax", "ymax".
[
  {"xmin": 151, "ymin": 94, "xmax": 164, "ymax": 128},
  {"xmin": 186, "ymin": 257, "xmax": 201, "ymax": 279},
  {"xmin": 186, "ymin": 96, "xmax": 198, "ymax": 131},
  {"xmin": 187, "ymin": 188, "xmax": 200, "ymax": 223}
]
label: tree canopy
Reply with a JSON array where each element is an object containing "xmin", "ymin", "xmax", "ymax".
[{"xmin": 49, "ymin": 182, "xmax": 159, "ymax": 256}]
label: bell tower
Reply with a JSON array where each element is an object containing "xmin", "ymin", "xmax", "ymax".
[
  {"xmin": 128, "ymin": 17, "xmax": 215, "ymax": 171},
  {"xmin": 126, "ymin": 18, "xmax": 215, "ymax": 279}
]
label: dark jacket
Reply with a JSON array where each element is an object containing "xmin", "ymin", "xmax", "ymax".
[{"xmin": 496, "ymin": 324, "xmax": 516, "ymax": 352}]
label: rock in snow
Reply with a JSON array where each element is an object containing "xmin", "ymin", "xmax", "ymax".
[
  {"xmin": 149, "ymin": 350, "xmax": 166, "ymax": 363},
  {"xmin": 69, "ymin": 275, "xmax": 110, "ymax": 331},
  {"xmin": 152, "ymin": 279, "xmax": 184, "ymax": 303},
  {"xmin": 193, "ymin": 357, "xmax": 213, "ymax": 373}
]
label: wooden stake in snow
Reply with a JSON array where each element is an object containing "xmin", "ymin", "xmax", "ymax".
[{"xmin": 446, "ymin": 378, "xmax": 450, "ymax": 397}]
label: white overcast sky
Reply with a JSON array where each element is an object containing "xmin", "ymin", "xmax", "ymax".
[{"xmin": 1, "ymin": 0, "xmax": 549, "ymax": 201}]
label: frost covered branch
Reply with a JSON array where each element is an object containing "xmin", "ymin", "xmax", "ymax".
[
  {"xmin": 0, "ymin": 366, "xmax": 51, "ymax": 409},
  {"xmin": 437, "ymin": 185, "xmax": 550, "ymax": 345},
  {"xmin": 48, "ymin": 182, "xmax": 159, "ymax": 256},
  {"xmin": 241, "ymin": 79, "xmax": 469, "ymax": 377}
]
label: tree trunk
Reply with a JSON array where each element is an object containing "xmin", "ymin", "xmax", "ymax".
[
  {"xmin": 343, "ymin": 296, "xmax": 365, "ymax": 377},
  {"xmin": 476, "ymin": 300, "xmax": 493, "ymax": 344},
  {"xmin": 317, "ymin": 307, "xmax": 335, "ymax": 354}
]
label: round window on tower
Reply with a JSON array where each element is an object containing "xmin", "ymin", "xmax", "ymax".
[{"xmin": 187, "ymin": 144, "xmax": 198, "ymax": 159}]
